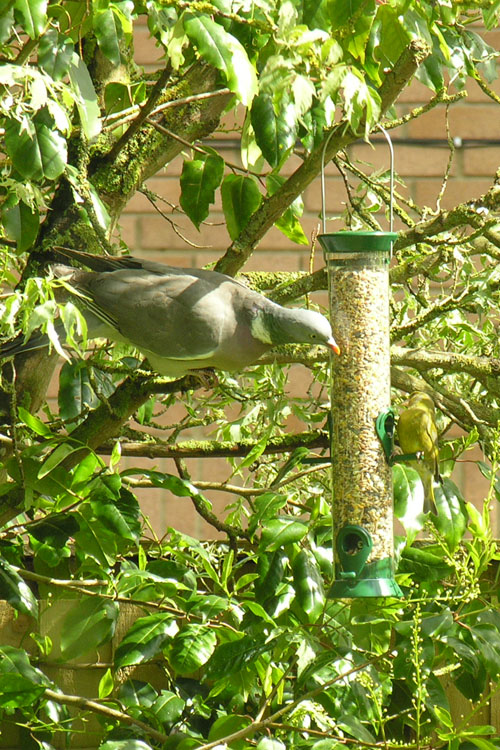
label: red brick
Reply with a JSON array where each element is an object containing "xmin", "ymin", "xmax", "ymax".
[
  {"xmin": 133, "ymin": 24, "xmax": 163, "ymax": 68},
  {"xmin": 412, "ymin": 177, "xmax": 493, "ymax": 208},
  {"xmin": 349, "ymin": 142, "xmax": 455, "ymax": 177},
  {"xmin": 463, "ymin": 146, "xmax": 500, "ymax": 176}
]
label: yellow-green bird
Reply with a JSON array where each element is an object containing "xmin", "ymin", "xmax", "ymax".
[{"xmin": 397, "ymin": 392, "xmax": 441, "ymax": 515}]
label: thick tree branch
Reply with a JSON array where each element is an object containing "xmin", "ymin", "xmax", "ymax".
[{"xmin": 215, "ymin": 39, "xmax": 431, "ymax": 276}]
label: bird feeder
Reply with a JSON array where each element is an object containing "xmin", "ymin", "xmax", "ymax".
[{"xmin": 318, "ymin": 127, "xmax": 403, "ymax": 598}]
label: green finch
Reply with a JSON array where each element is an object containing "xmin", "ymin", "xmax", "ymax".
[{"xmin": 397, "ymin": 392, "xmax": 441, "ymax": 515}]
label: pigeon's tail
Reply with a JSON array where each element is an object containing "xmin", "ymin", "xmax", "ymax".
[
  {"xmin": 0, "ymin": 330, "xmax": 52, "ymax": 359},
  {"xmin": 53, "ymin": 246, "xmax": 141, "ymax": 273}
]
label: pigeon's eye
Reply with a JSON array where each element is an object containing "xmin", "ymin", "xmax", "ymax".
[{"xmin": 310, "ymin": 333, "xmax": 317, "ymax": 340}]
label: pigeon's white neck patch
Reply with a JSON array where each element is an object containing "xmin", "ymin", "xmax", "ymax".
[{"xmin": 251, "ymin": 310, "xmax": 273, "ymax": 344}]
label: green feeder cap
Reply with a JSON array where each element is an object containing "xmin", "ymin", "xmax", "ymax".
[
  {"xmin": 328, "ymin": 524, "xmax": 403, "ymax": 599},
  {"xmin": 319, "ymin": 231, "xmax": 398, "ymax": 255}
]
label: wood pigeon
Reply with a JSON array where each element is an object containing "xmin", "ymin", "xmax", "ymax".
[{"xmin": 1, "ymin": 248, "xmax": 339, "ymax": 376}]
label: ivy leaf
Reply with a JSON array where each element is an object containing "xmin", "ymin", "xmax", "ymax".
[
  {"xmin": 0, "ymin": 559, "xmax": 38, "ymax": 618},
  {"xmin": 115, "ymin": 613, "xmax": 177, "ymax": 668},
  {"xmin": 221, "ymin": 174, "xmax": 262, "ymax": 240},
  {"xmin": 180, "ymin": 153, "xmax": 224, "ymax": 229},
  {"xmin": 183, "ymin": 14, "xmax": 257, "ymax": 105}
]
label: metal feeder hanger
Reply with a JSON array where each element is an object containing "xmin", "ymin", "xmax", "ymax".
[{"xmin": 318, "ymin": 126, "xmax": 403, "ymax": 599}]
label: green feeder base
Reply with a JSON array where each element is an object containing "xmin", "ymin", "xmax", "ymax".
[{"xmin": 328, "ymin": 557, "xmax": 403, "ymax": 599}]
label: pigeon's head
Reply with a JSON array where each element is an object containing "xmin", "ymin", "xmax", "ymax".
[{"xmin": 255, "ymin": 305, "xmax": 340, "ymax": 354}]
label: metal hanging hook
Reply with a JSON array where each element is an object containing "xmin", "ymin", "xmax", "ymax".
[{"xmin": 320, "ymin": 124, "xmax": 394, "ymax": 233}]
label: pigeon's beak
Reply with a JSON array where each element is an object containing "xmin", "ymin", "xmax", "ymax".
[{"xmin": 327, "ymin": 337, "xmax": 340, "ymax": 355}]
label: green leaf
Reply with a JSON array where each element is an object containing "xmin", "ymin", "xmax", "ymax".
[
  {"xmin": 208, "ymin": 714, "xmax": 252, "ymax": 745},
  {"xmin": 0, "ymin": 674, "xmax": 46, "ymax": 708},
  {"xmin": 37, "ymin": 442, "xmax": 82, "ymax": 479},
  {"xmin": 292, "ymin": 549, "xmax": 325, "ymax": 623},
  {"xmin": 205, "ymin": 635, "xmax": 269, "ymax": 679},
  {"xmin": 94, "ymin": 7, "xmax": 121, "ymax": 66},
  {"xmin": 68, "ymin": 52, "xmax": 101, "ymax": 139},
  {"xmin": 4, "ymin": 115, "xmax": 67, "ymax": 181},
  {"xmin": 98, "ymin": 668, "xmax": 114, "ymax": 699},
  {"xmin": 151, "ymin": 690, "xmax": 185, "ymax": 727},
  {"xmin": 99, "ymin": 741, "xmax": 154, "ymax": 750},
  {"xmin": 60, "ymin": 597, "xmax": 119, "ymax": 660},
  {"xmin": 180, "ymin": 153, "xmax": 225, "ymax": 229},
  {"xmin": 29, "ymin": 512, "xmax": 79, "ymax": 547},
  {"xmin": 432, "ymin": 478, "xmax": 467, "ymax": 551},
  {"xmin": 266, "ymin": 174, "xmax": 308, "ymax": 245},
  {"xmin": 38, "ymin": 28, "xmax": 74, "ymax": 80},
  {"xmin": 13, "ymin": 0, "xmax": 47, "ymax": 38},
  {"xmin": 392, "ymin": 463, "xmax": 426, "ymax": 543},
  {"xmin": 18, "ymin": 406, "xmax": 53, "ymax": 437},
  {"xmin": 256, "ymin": 740, "xmax": 286, "ymax": 750},
  {"xmin": 2, "ymin": 198, "xmax": 39, "ymax": 251},
  {"xmin": 221, "ymin": 174, "xmax": 262, "ymax": 240},
  {"xmin": 251, "ymin": 93, "xmax": 297, "ymax": 168},
  {"xmin": 183, "ymin": 14, "xmax": 257, "ymax": 105},
  {"xmin": 168, "ymin": 624, "xmax": 217, "ymax": 675},
  {"xmin": 115, "ymin": 613, "xmax": 177, "ymax": 668},
  {"xmin": 58, "ymin": 359, "xmax": 99, "ymax": 423},
  {"xmin": 260, "ymin": 517, "xmax": 308, "ymax": 551},
  {"xmin": 0, "ymin": 558, "xmax": 38, "ymax": 618}
]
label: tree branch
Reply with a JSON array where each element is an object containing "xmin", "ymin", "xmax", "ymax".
[
  {"xmin": 43, "ymin": 688, "xmax": 169, "ymax": 745},
  {"xmin": 215, "ymin": 39, "xmax": 431, "ymax": 276}
]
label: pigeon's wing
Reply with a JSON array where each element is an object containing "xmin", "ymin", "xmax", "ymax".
[{"xmin": 78, "ymin": 268, "xmax": 238, "ymax": 361}]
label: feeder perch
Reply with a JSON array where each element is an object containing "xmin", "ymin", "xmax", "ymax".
[{"xmin": 318, "ymin": 127, "xmax": 403, "ymax": 599}]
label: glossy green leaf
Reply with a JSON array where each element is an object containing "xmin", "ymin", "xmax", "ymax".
[
  {"xmin": 432, "ymin": 478, "xmax": 467, "ymax": 552},
  {"xmin": 29, "ymin": 512, "xmax": 79, "ymax": 547},
  {"xmin": 266, "ymin": 174, "xmax": 308, "ymax": 245},
  {"xmin": 68, "ymin": 52, "xmax": 101, "ymax": 139},
  {"xmin": 115, "ymin": 613, "xmax": 177, "ymax": 668},
  {"xmin": 38, "ymin": 28, "xmax": 73, "ymax": 80},
  {"xmin": 251, "ymin": 93, "xmax": 297, "ymax": 168},
  {"xmin": 18, "ymin": 406, "xmax": 53, "ymax": 437},
  {"xmin": 98, "ymin": 668, "xmax": 114, "ymax": 699},
  {"xmin": 13, "ymin": 0, "xmax": 47, "ymax": 38},
  {"xmin": 0, "ymin": 674, "xmax": 46, "ymax": 708},
  {"xmin": 99, "ymin": 741, "xmax": 153, "ymax": 750},
  {"xmin": 58, "ymin": 359, "xmax": 99, "ymax": 423},
  {"xmin": 60, "ymin": 597, "xmax": 119, "ymax": 660},
  {"xmin": 94, "ymin": 7, "xmax": 121, "ymax": 66},
  {"xmin": 37, "ymin": 442, "xmax": 82, "ymax": 479},
  {"xmin": 152, "ymin": 690, "xmax": 185, "ymax": 726},
  {"xmin": 208, "ymin": 713, "xmax": 252, "ymax": 744},
  {"xmin": 183, "ymin": 14, "xmax": 257, "ymax": 105},
  {"xmin": 168, "ymin": 624, "xmax": 216, "ymax": 675},
  {"xmin": 392, "ymin": 463, "xmax": 426, "ymax": 543},
  {"xmin": 0, "ymin": 559, "xmax": 38, "ymax": 618},
  {"xmin": 205, "ymin": 635, "xmax": 270, "ymax": 679},
  {"xmin": 2, "ymin": 198, "xmax": 39, "ymax": 251},
  {"xmin": 4, "ymin": 115, "xmax": 67, "ymax": 181},
  {"xmin": 260, "ymin": 517, "xmax": 308, "ymax": 551},
  {"xmin": 221, "ymin": 174, "xmax": 262, "ymax": 240},
  {"xmin": 292, "ymin": 549, "xmax": 325, "ymax": 623},
  {"xmin": 180, "ymin": 153, "xmax": 224, "ymax": 229}
]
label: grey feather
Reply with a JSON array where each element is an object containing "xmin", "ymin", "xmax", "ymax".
[{"xmin": 1, "ymin": 248, "xmax": 339, "ymax": 376}]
